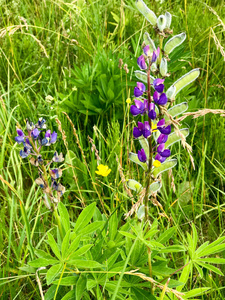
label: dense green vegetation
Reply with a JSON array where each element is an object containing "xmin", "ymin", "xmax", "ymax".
[{"xmin": 0, "ymin": 0, "xmax": 224, "ymax": 299}]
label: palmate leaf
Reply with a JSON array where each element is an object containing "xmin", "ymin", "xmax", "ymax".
[
  {"xmin": 129, "ymin": 152, "xmax": 148, "ymax": 171},
  {"xmin": 171, "ymin": 68, "xmax": 200, "ymax": 96},
  {"xmin": 135, "ymin": 0, "xmax": 157, "ymax": 25},
  {"xmin": 165, "ymin": 102, "xmax": 188, "ymax": 121},
  {"xmin": 143, "ymin": 32, "xmax": 156, "ymax": 53},
  {"xmin": 134, "ymin": 70, "xmax": 155, "ymax": 84},
  {"xmin": 152, "ymin": 159, "xmax": 177, "ymax": 177},
  {"xmin": 165, "ymin": 128, "xmax": 189, "ymax": 148},
  {"xmin": 164, "ymin": 33, "xmax": 186, "ymax": 54}
]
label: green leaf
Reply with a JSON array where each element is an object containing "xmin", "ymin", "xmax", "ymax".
[
  {"xmin": 197, "ymin": 262, "xmax": 223, "ymax": 275},
  {"xmin": 28, "ymin": 258, "xmax": 58, "ymax": 268},
  {"xmin": 172, "ymin": 68, "xmax": 200, "ymax": 95},
  {"xmin": 197, "ymin": 243, "xmax": 225, "ymax": 257},
  {"xmin": 53, "ymin": 275, "xmax": 78, "ymax": 286},
  {"xmin": 134, "ymin": 71, "xmax": 155, "ymax": 84},
  {"xmin": 137, "ymin": 205, "xmax": 145, "ymax": 220},
  {"xmin": 47, "ymin": 233, "xmax": 61, "ymax": 260},
  {"xmin": 149, "ymin": 181, "xmax": 161, "ymax": 193},
  {"xmin": 177, "ymin": 259, "xmax": 191, "ymax": 292},
  {"xmin": 184, "ymin": 287, "xmax": 211, "ymax": 298},
  {"xmin": 76, "ymin": 275, "xmax": 87, "ymax": 300},
  {"xmin": 132, "ymin": 287, "xmax": 157, "ymax": 300},
  {"xmin": 129, "ymin": 152, "xmax": 148, "ymax": 171},
  {"xmin": 119, "ymin": 231, "xmax": 136, "ymax": 240},
  {"xmin": 127, "ymin": 179, "xmax": 143, "ymax": 192},
  {"xmin": 68, "ymin": 259, "xmax": 102, "ymax": 269},
  {"xmin": 46, "ymin": 263, "xmax": 63, "ymax": 285},
  {"xmin": 135, "ymin": 0, "xmax": 157, "ymax": 25},
  {"xmin": 165, "ymin": 129, "xmax": 189, "ymax": 148},
  {"xmin": 152, "ymin": 159, "xmax": 177, "ymax": 177},
  {"xmin": 35, "ymin": 249, "xmax": 55, "ymax": 260},
  {"xmin": 164, "ymin": 33, "xmax": 186, "ymax": 54},
  {"xmin": 160, "ymin": 245, "xmax": 186, "ymax": 253},
  {"xmin": 74, "ymin": 202, "xmax": 96, "ymax": 233},
  {"xmin": 196, "ymin": 236, "xmax": 225, "ymax": 256},
  {"xmin": 197, "ymin": 257, "xmax": 225, "ymax": 264},
  {"xmin": 138, "ymin": 136, "xmax": 149, "ymax": 157},
  {"xmin": 61, "ymin": 230, "xmax": 71, "ymax": 260},
  {"xmin": 67, "ymin": 235, "xmax": 81, "ymax": 258},
  {"xmin": 58, "ymin": 202, "xmax": 70, "ymax": 233},
  {"xmin": 194, "ymin": 262, "xmax": 203, "ymax": 278},
  {"xmin": 157, "ymin": 227, "xmax": 175, "ymax": 244},
  {"xmin": 191, "ymin": 223, "xmax": 198, "ymax": 253},
  {"xmin": 165, "ymin": 102, "xmax": 188, "ymax": 121},
  {"xmin": 61, "ymin": 290, "xmax": 75, "ymax": 300},
  {"xmin": 68, "ymin": 245, "xmax": 93, "ymax": 260},
  {"xmin": 78, "ymin": 221, "xmax": 104, "ymax": 236},
  {"xmin": 143, "ymin": 32, "xmax": 156, "ymax": 54}
]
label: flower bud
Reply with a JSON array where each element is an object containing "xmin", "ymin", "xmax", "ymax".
[
  {"xmin": 165, "ymin": 12, "xmax": 172, "ymax": 28},
  {"xmin": 157, "ymin": 15, "xmax": 167, "ymax": 32}
]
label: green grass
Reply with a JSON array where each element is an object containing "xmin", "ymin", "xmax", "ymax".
[{"xmin": 0, "ymin": 0, "xmax": 225, "ymax": 299}]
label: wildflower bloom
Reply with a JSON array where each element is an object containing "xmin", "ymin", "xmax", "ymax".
[
  {"xmin": 126, "ymin": 98, "xmax": 131, "ymax": 104},
  {"xmin": 138, "ymin": 148, "xmax": 147, "ymax": 162},
  {"xmin": 152, "ymin": 47, "xmax": 160, "ymax": 63},
  {"xmin": 157, "ymin": 133, "xmax": 168, "ymax": 144},
  {"xmin": 95, "ymin": 164, "xmax": 111, "ymax": 177},
  {"xmin": 130, "ymin": 99, "xmax": 148, "ymax": 116},
  {"xmin": 50, "ymin": 168, "xmax": 63, "ymax": 179},
  {"xmin": 53, "ymin": 151, "xmax": 64, "ymax": 163},
  {"xmin": 153, "ymin": 160, "xmax": 162, "ymax": 167},
  {"xmin": 153, "ymin": 91, "xmax": 168, "ymax": 106},
  {"xmin": 20, "ymin": 145, "xmax": 31, "ymax": 158},
  {"xmin": 15, "ymin": 129, "xmax": 25, "ymax": 144},
  {"xmin": 143, "ymin": 45, "xmax": 151, "ymax": 57},
  {"xmin": 157, "ymin": 143, "xmax": 171, "ymax": 157},
  {"xmin": 157, "ymin": 119, "xmax": 171, "ymax": 135},
  {"xmin": 153, "ymin": 78, "xmax": 165, "ymax": 93},
  {"xmin": 133, "ymin": 121, "xmax": 151, "ymax": 139},
  {"xmin": 42, "ymin": 130, "xmax": 57, "ymax": 146},
  {"xmin": 31, "ymin": 128, "xmax": 40, "ymax": 139},
  {"xmin": 36, "ymin": 117, "xmax": 47, "ymax": 129},
  {"xmin": 137, "ymin": 55, "xmax": 147, "ymax": 70},
  {"xmin": 134, "ymin": 82, "xmax": 146, "ymax": 97},
  {"xmin": 148, "ymin": 103, "xmax": 157, "ymax": 120}
]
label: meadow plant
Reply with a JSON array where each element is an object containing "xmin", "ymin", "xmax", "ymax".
[{"xmin": 10, "ymin": 1, "xmax": 225, "ymax": 299}]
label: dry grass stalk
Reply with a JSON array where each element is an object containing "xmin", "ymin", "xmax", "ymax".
[
  {"xmin": 88, "ymin": 136, "xmax": 101, "ymax": 163},
  {"xmin": 169, "ymin": 169, "xmax": 176, "ymax": 193},
  {"xmin": 176, "ymin": 109, "xmax": 225, "ymax": 123},
  {"xmin": 124, "ymin": 188, "xmax": 145, "ymax": 219},
  {"xmin": 211, "ymin": 28, "xmax": 225, "ymax": 61},
  {"xmin": 204, "ymin": 3, "xmax": 225, "ymax": 31},
  {"xmin": 116, "ymin": 155, "xmax": 133, "ymax": 199}
]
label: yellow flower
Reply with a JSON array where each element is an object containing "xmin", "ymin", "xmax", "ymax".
[
  {"xmin": 153, "ymin": 160, "xmax": 161, "ymax": 168},
  {"xmin": 126, "ymin": 98, "xmax": 131, "ymax": 104},
  {"xmin": 152, "ymin": 123, "xmax": 158, "ymax": 132},
  {"xmin": 95, "ymin": 164, "xmax": 111, "ymax": 177}
]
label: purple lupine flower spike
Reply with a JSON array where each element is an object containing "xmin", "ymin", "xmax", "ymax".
[
  {"xmin": 137, "ymin": 55, "xmax": 147, "ymax": 70},
  {"xmin": 134, "ymin": 82, "xmax": 146, "ymax": 97},
  {"xmin": 148, "ymin": 103, "xmax": 157, "ymax": 120},
  {"xmin": 138, "ymin": 149, "xmax": 147, "ymax": 162},
  {"xmin": 15, "ymin": 129, "xmax": 25, "ymax": 144},
  {"xmin": 153, "ymin": 78, "xmax": 165, "ymax": 93},
  {"xmin": 130, "ymin": 99, "xmax": 144, "ymax": 116}
]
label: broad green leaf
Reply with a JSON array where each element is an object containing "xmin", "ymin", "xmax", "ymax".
[
  {"xmin": 149, "ymin": 181, "xmax": 161, "ymax": 193},
  {"xmin": 28, "ymin": 258, "xmax": 58, "ymax": 268},
  {"xmin": 172, "ymin": 68, "xmax": 200, "ymax": 95},
  {"xmin": 194, "ymin": 262, "xmax": 203, "ymax": 278},
  {"xmin": 165, "ymin": 102, "xmax": 188, "ymax": 121},
  {"xmin": 53, "ymin": 275, "xmax": 78, "ymax": 286},
  {"xmin": 44, "ymin": 285, "xmax": 57, "ymax": 300},
  {"xmin": 138, "ymin": 137, "xmax": 149, "ymax": 157},
  {"xmin": 79, "ymin": 221, "xmax": 104, "ymax": 236},
  {"xmin": 135, "ymin": 0, "xmax": 157, "ymax": 25},
  {"xmin": 157, "ymin": 227, "xmax": 175, "ymax": 244},
  {"xmin": 129, "ymin": 152, "xmax": 148, "ymax": 171},
  {"xmin": 165, "ymin": 129, "xmax": 189, "ymax": 148},
  {"xmin": 152, "ymin": 159, "xmax": 177, "ymax": 177},
  {"xmin": 61, "ymin": 230, "xmax": 71, "ymax": 259},
  {"xmin": 35, "ymin": 249, "xmax": 55, "ymax": 260},
  {"xmin": 58, "ymin": 202, "xmax": 70, "ymax": 233},
  {"xmin": 46, "ymin": 263, "xmax": 63, "ymax": 285},
  {"xmin": 159, "ymin": 245, "xmax": 185, "ymax": 253},
  {"xmin": 184, "ymin": 287, "xmax": 211, "ymax": 298},
  {"xmin": 177, "ymin": 259, "xmax": 191, "ymax": 292},
  {"xmin": 197, "ymin": 262, "xmax": 223, "ymax": 275},
  {"xmin": 74, "ymin": 202, "xmax": 96, "ymax": 233},
  {"xmin": 119, "ymin": 231, "xmax": 136, "ymax": 240},
  {"xmin": 197, "ymin": 257, "xmax": 225, "ymax": 264},
  {"xmin": 76, "ymin": 275, "xmax": 87, "ymax": 300},
  {"xmin": 127, "ymin": 179, "xmax": 143, "ymax": 192},
  {"xmin": 196, "ymin": 236, "xmax": 225, "ymax": 256},
  {"xmin": 47, "ymin": 233, "xmax": 61, "ymax": 260},
  {"xmin": 164, "ymin": 33, "xmax": 186, "ymax": 54},
  {"xmin": 144, "ymin": 229, "xmax": 159, "ymax": 239},
  {"xmin": 67, "ymin": 235, "xmax": 81, "ymax": 258},
  {"xmin": 68, "ymin": 245, "xmax": 93, "ymax": 260},
  {"xmin": 134, "ymin": 71, "xmax": 155, "ymax": 84},
  {"xmin": 143, "ymin": 32, "xmax": 156, "ymax": 53},
  {"xmin": 61, "ymin": 290, "xmax": 75, "ymax": 300},
  {"xmin": 67, "ymin": 259, "xmax": 102, "ymax": 269},
  {"xmin": 197, "ymin": 242, "xmax": 225, "ymax": 257}
]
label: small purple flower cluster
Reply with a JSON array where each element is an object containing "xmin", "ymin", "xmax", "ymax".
[
  {"xmin": 15, "ymin": 118, "xmax": 65, "ymax": 207},
  {"xmin": 130, "ymin": 48, "xmax": 171, "ymax": 167}
]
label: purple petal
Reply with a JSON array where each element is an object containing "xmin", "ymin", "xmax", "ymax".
[
  {"xmin": 45, "ymin": 130, "xmax": 51, "ymax": 138},
  {"xmin": 158, "ymin": 93, "xmax": 168, "ymax": 105},
  {"xmin": 32, "ymin": 128, "xmax": 40, "ymax": 139},
  {"xmin": 155, "ymin": 154, "xmax": 166, "ymax": 163},
  {"xmin": 16, "ymin": 129, "xmax": 24, "ymax": 137},
  {"xmin": 155, "ymin": 84, "xmax": 164, "ymax": 93},
  {"xmin": 50, "ymin": 132, "xmax": 57, "ymax": 144},
  {"xmin": 134, "ymin": 87, "xmax": 143, "ymax": 97},
  {"xmin": 156, "ymin": 47, "xmax": 160, "ymax": 57},
  {"xmin": 137, "ymin": 55, "xmax": 147, "ymax": 70},
  {"xmin": 15, "ymin": 136, "xmax": 24, "ymax": 143},
  {"xmin": 152, "ymin": 51, "xmax": 157, "ymax": 63},
  {"xmin": 134, "ymin": 99, "xmax": 144, "ymax": 110},
  {"xmin": 133, "ymin": 127, "xmax": 142, "ymax": 138},
  {"xmin": 148, "ymin": 110, "xmax": 156, "ymax": 120},
  {"xmin": 143, "ymin": 129, "xmax": 151, "ymax": 138},
  {"xmin": 157, "ymin": 144, "xmax": 165, "ymax": 153},
  {"xmin": 161, "ymin": 149, "xmax": 171, "ymax": 157},
  {"xmin": 138, "ymin": 122, "xmax": 144, "ymax": 131},
  {"xmin": 153, "ymin": 78, "xmax": 165, "ymax": 86},
  {"xmin": 149, "ymin": 103, "xmax": 155, "ymax": 111},
  {"xmin": 138, "ymin": 149, "xmax": 147, "ymax": 162},
  {"xmin": 136, "ymin": 82, "xmax": 146, "ymax": 92},
  {"xmin": 143, "ymin": 45, "xmax": 150, "ymax": 56},
  {"xmin": 130, "ymin": 105, "xmax": 141, "ymax": 116},
  {"xmin": 160, "ymin": 125, "xmax": 171, "ymax": 135},
  {"xmin": 157, "ymin": 119, "xmax": 165, "ymax": 128},
  {"xmin": 157, "ymin": 134, "xmax": 168, "ymax": 144},
  {"xmin": 153, "ymin": 91, "xmax": 160, "ymax": 103}
]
